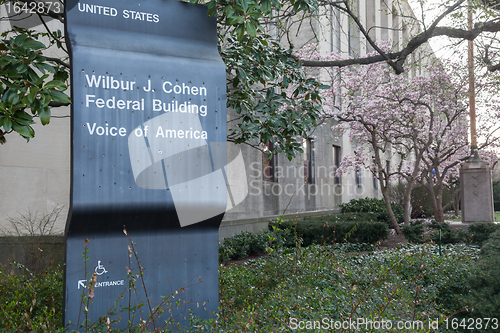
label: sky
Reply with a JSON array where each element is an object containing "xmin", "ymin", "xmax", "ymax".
[{"xmin": 408, "ymin": 0, "xmax": 469, "ymax": 61}]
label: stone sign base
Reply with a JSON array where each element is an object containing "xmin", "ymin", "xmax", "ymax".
[{"xmin": 460, "ymin": 161, "xmax": 494, "ymax": 223}]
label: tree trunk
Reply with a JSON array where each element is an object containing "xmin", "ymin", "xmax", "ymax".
[
  {"xmin": 402, "ymin": 178, "xmax": 417, "ymax": 225},
  {"xmin": 423, "ymin": 179, "xmax": 445, "ymax": 222},
  {"xmin": 433, "ymin": 183, "xmax": 445, "ymax": 222},
  {"xmin": 381, "ymin": 184, "xmax": 401, "ymax": 234},
  {"xmin": 454, "ymin": 190, "xmax": 461, "ymax": 217}
]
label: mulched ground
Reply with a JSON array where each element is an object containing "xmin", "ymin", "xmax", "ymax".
[{"xmin": 377, "ymin": 232, "xmax": 408, "ymax": 249}]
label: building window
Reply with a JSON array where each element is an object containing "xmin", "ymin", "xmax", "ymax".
[
  {"xmin": 380, "ymin": 0, "xmax": 388, "ymax": 41},
  {"xmin": 333, "ymin": 145, "xmax": 341, "ymax": 186},
  {"xmin": 262, "ymin": 140, "xmax": 277, "ymax": 182},
  {"xmin": 348, "ymin": 0, "xmax": 360, "ymax": 57},
  {"xmin": 373, "ymin": 170, "xmax": 379, "ymax": 189},
  {"xmin": 392, "ymin": 6, "xmax": 400, "ymax": 49},
  {"xmin": 303, "ymin": 138, "xmax": 315, "ymax": 184},
  {"xmin": 355, "ymin": 166, "xmax": 362, "ymax": 188}
]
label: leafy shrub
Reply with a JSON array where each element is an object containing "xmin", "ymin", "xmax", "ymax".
[
  {"xmin": 411, "ymin": 185, "xmax": 434, "ymax": 218},
  {"xmin": 430, "ymin": 228, "xmax": 472, "ymax": 245},
  {"xmin": 401, "ymin": 220, "xmax": 425, "ymax": 244},
  {"xmin": 450, "ymin": 230, "xmax": 500, "ymax": 331},
  {"xmin": 219, "ymin": 218, "xmax": 384, "ymax": 262},
  {"xmin": 494, "ymin": 180, "xmax": 500, "ymax": 211},
  {"xmin": 219, "ymin": 229, "xmax": 292, "ymax": 262},
  {"xmin": 339, "ymin": 197, "xmax": 403, "ymax": 224},
  {"xmin": 468, "ymin": 221, "xmax": 500, "ymax": 246},
  {"xmin": 270, "ymin": 217, "xmax": 388, "ymax": 247},
  {"xmin": 472, "ymin": 230, "xmax": 500, "ymax": 316},
  {"xmin": 0, "ymin": 262, "xmax": 63, "ymax": 332},
  {"xmin": 403, "ymin": 220, "xmax": 498, "ymax": 246},
  {"xmin": 428, "ymin": 221, "xmax": 471, "ymax": 245},
  {"xmin": 331, "ymin": 212, "xmax": 380, "ymax": 222},
  {"xmin": 411, "ymin": 185, "xmax": 454, "ymax": 218}
]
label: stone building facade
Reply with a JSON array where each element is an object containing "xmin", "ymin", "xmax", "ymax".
[{"xmin": 0, "ymin": 0, "xmax": 435, "ymax": 241}]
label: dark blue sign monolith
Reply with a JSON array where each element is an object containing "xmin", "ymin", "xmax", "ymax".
[{"xmin": 64, "ymin": 0, "xmax": 227, "ymax": 329}]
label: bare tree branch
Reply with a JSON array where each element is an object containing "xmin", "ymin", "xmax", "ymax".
[
  {"xmin": 45, "ymin": 56, "xmax": 70, "ymax": 68},
  {"xmin": 293, "ymin": 0, "xmax": 500, "ymax": 74}
]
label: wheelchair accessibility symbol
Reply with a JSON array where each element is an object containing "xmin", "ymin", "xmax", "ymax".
[{"xmin": 95, "ymin": 261, "xmax": 108, "ymax": 276}]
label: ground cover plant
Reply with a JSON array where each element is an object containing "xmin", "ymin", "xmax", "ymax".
[
  {"xmin": 213, "ymin": 243, "xmax": 481, "ymax": 332},
  {"xmin": 454, "ymin": 230, "xmax": 500, "ymax": 323},
  {"xmin": 402, "ymin": 220, "xmax": 500, "ymax": 246},
  {"xmin": 3, "ymin": 222, "xmax": 500, "ymax": 332}
]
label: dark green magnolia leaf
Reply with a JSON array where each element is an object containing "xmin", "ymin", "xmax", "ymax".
[
  {"xmin": 31, "ymin": 98, "xmax": 41, "ymax": 113},
  {"xmin": 11, "ymin": 102, "xmax": 26, "ymax": 112},
  {"xmin": 38, "ymin": 93, "xmax": 49, "ymax": 107},
  {"xmin": 13, "ymin": 34, "xmax": 27, "ymax": 46},
  {"xmin": 241, "ymin": 0, "xmax": 249, "ymax": 12},
  {"xmin": 207, "ymin": 0, "xmax": 216, "ymax": 17},
  {"xmin": 3, "ymin": 89, "xmax": 20, "ymax": 106},
  {"xmin": 22, "ymin": 40, "xmax": 46, "ymax": 50},
  {"xmin": 3, "ymin": 117, "xmax": 12, "ymax": 131},
  {"xmin": 44, "ymin": 80, "xmax": 67, "ymax": 90},
  {"xmin": 27, "ymin": 51, "xmax": 38, "ymax": 62},
  {"xmin": 224, "ymin": 5, "xmax": 236, "ymax": 18},
  {"xmin": 236, "ymin": 24, "xmax": 245, "ymax": 41},
  {"xmin": 38, "ymin": 107, "xmax": 51, "ymax": 125},
  {"xmin": 27, "ymin": 67, "xmax": 40, "ymax": 83},
  {"xmin": 1, "ymin": 79, "xmax": 19, "ymax": 90},
  {"xmin": 236, "ymin": 68, "xmax": 247, "ymax": 80},
  {"xmin": 13, "ymin": 115, "xmax": 33, "ymax": 126},
  {"xmin": 261, "ymin": 0, "xmax": 272, "ymax": 13},
  {"xmin": 35, "ymin": 55, "xmax": 47, "ymax": 62},
  {"xmin": 49, "ymin": 90, "xmax": 71, "ymax": 104},
  {"xmin": 228, "ymin": 16, "xmax": 245, "ymax": 25},
  {"xmin": 0, "ymin": 55, "xmax": 15, "ymax": 66},
  {"xmin": 246, "ymin": 22, "xmax": 257, "ymax": 38},
  {"xmin": 12, "ymin": 122, "xmax": 34, "ymax": 139},
  {"xmin": 16, "ymin": 63, "xmax": 28, "ymax": 74},
  {"xmin": 14, "ymin": 111, "xmax": 33, "ymax": 121},
  {"xmin": 53, "ymin": 69, "xmax": 69, "ymax": 82},
  {"xmin": 27, "ymin": 87, "xmax": 39, "ymax": 104},
  {"xmin": 34, "ymin": 62, "xmax": 56, "ymax": 74},
  {"xmin": 232, "ymin": 76, "xmax": 240, "ymax": 88}
]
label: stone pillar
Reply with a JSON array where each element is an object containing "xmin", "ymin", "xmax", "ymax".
[{"xmin": 461, "ymin": 161, "xmax": 494, "ymax": 222}]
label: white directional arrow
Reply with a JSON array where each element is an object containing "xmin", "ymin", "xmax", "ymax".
[{"xmin": 78, "ymin": 280, "xmax": 86, "ymax": 289}]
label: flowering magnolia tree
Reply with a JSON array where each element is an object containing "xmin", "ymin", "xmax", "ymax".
[
  {"xmin": 293, "ymin": 45, "xmax": 500, "ymax": 230},
  {"xmin": 418, "ymin": 64, "xmax": 500, "ymax": 221}
]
